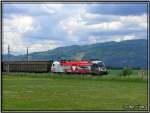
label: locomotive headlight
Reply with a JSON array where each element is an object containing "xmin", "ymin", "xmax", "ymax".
[
  {"xmin": 99, "ymin": 67, "xmax": 102, "ymax": 71},
  {"xmin": 101, "ymin": 67, "xmax": 105, "ymax": 71}
]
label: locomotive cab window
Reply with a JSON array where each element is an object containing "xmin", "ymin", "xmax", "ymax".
[{"xmin": 98, "ymin": 62, "xmax": 105, "ymax": 67}]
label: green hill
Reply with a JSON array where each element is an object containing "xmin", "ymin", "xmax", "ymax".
[{"xmin": 3, "ymin": 39, "xmax": 148, "ymax": 68}]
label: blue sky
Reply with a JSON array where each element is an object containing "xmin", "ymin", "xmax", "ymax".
[{"xmin": 3, "ymin": 3, "xmax": 147, "ymax": 55}]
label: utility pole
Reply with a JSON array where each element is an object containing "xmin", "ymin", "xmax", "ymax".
[
  {"xmin": 27, "ymin": 47, "xmax": 29, "ymax": 62},
  {"xmin": 7, "ymin": 45, "xmax": 10, "ymax": 72},
  {"xmin": 26, "ymin": 47, "xmax": 29, "ymax": 72}
]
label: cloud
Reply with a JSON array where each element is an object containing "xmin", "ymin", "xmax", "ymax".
[
  {"xmin": 3, "ymin": 13, "xmax": 64, "ymax": 54},
  {"xmin": 28, "ymin": 40, "xmax": 63, "ymax": 53},
  {"xmin": 84, "ymin": 21, "xmax": 122, "ymax": 31},
  {"xmin": 3, "ymin": 14, "xmax": 40, "ymax": 54},
  {"xmin": 57, "ymin": 4, "xmax": 88, "ymax": 43},
  {"xmin": 82, "ymin": 12, "xmax": 118, "ymax": 23},
  {"xmin": 3, "ymin": 31, "xmax": 63, "ymax": 54},
  {"xmin": 112, "ymin": 34, "xmax": 137, "ymax": 42},
  {"xmin": 58, "ymin": 11, "xmax": 147, "ymax": 44},
  {"xmin": 87, "ymin": 34, "xmax": 141, "ymax": 43},
  {"xmin": 59, "ymin": 16, "xmax": 84, "ymax": 42},
  {"xmin": 41, "ymin": 4, "xmax": 63, "ymax": 14},
  {"xmin": 3, "ymin": 32, "xmax": 26, "ymax": 54},
  {"xmin": 3, "ymin": 3, "xmax": 147, "ymax": 55},
  {"xmin": 82, "ymin": 12, "xmax": 147, "ymax": 30},
  {"xmin": 120, "ymin": 14, "xmax": 147, "ymax": 29},
  {"xmin": 88, "ymin": 36, "xmax": 97, "ymax": 44},
  {"xmin": 4, "ymin": 15, "xmax": 35, "ymax": 33}
]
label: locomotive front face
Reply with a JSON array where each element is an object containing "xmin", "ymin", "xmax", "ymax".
[
  {"xmin": 91, "ymin": 61, "xmax": 107, "ymax": 75},
  {"xmin": 51, "ymin": 61, "xmax": 64, "ymax": 72}
]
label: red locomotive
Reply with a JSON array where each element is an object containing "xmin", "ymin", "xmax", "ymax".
[{"xmin": 51, "ymin": 60, "xmax": 108, "ymax": 75}]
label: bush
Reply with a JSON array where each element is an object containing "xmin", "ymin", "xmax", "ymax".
[{"xmin": 119, "ymin": 67, "xmax": 133, "ymax": 76}]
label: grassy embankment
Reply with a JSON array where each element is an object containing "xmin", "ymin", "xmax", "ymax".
[{"xmin": 2, "ymin": 69, "xmax": 148, "ymax": 111}]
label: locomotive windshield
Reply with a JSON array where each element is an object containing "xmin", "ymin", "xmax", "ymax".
[{"xmin": 98, "ymin": 62, "xmax": 105, "ymax": 67}]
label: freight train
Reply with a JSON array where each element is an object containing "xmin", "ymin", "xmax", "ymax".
[{"xmin": 51, "ymin": 60, "xmax": 108, "ymax": 75}]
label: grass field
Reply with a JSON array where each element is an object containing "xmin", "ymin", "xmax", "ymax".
[{"xmin": 2, "ymin": 69, "xmax": 148, "ymax": 111}]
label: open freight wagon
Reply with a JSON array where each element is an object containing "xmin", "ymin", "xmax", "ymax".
[{"xmin": 2, "ymin": 61, "xmax": 52, "ymax": 72}]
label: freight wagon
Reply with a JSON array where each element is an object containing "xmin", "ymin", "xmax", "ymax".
[
  {"xmin": 51, "ymin": 60, "xmax": 108, "ymax": 75},
  {"xmin": 2, "ymin": 61, "xmax": 52, "ymax": 72}
]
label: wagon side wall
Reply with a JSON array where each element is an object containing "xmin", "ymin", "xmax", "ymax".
[{"xmin": 2, "ymin": 61, "xmax": 53, "ymax": 73}]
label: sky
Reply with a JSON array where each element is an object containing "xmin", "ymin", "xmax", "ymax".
[{"xmin": 3, "ymin": 3, "xmax": 147, "ymax": 55}]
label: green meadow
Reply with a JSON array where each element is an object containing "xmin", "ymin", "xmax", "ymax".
[{"xmin": 2, "ymin": 69, "xmax": 148, "ymax": 111}]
